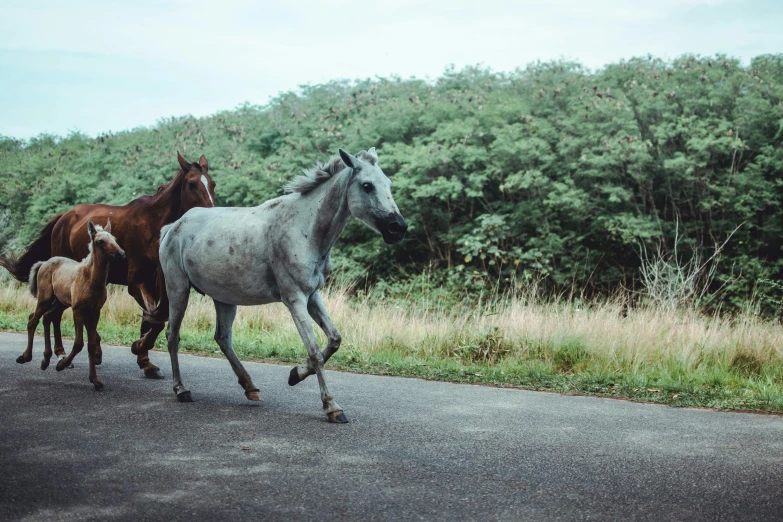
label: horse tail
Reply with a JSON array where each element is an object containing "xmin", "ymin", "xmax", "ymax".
[
  {"xmin": 0, "ymin": 213, "xmax": 62, "ymax": 283},
  {"xmin": 141, "ymin": 263, "xmax": 169, "ymax": 326},
  {"xmin": 142, "ymin": 223, "xmax": 174, "ymax": 325},
  {"xmin": 28, "ymin": 262, "xmax": 44, "ymax": 297},
  {"xmin": 159, "ymin": 223, "xmax": 174, "ymax": 243}
]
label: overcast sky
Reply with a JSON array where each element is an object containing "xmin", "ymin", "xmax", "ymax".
[{"xmin": 1, "ymin": 0, "xmax": 781, "ymax": 139}]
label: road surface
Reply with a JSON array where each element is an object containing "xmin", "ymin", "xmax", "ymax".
[{"xmin": 1, "ymin": 332, "xmax": 781, "ymax": 521}]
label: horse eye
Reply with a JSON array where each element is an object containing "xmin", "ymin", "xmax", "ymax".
[
  {"xmin": 188, "ymin": 181, "xmax": 197, "ymax": 189},
  {"xmin": 362, "ymin": 182, "xmax": 374, "ymax": 193},
  {"xmin": 97, "ymin": 239, "xmax": 104, "ymax": 245}
]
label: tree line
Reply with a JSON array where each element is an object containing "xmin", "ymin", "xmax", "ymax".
[{"xmin": 1, "ymin": 53, "xmax": 782, "ymax": 310}]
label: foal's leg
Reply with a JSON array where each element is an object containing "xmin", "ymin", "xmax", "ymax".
[
  {"xmin": 286, "ymin": 296, "xmax": 347, "ymax": 423},
  {"xmin": 56, "ymin": 312, "xmax": 85, "ymax": 371},
  {"xmin": 213, "ymin": 300, "xmax": 261, "ymax": 401},
  {"xmin": 42, "ymin": 303, "xmax": 69, "ymax": 370},
  {"xmin": 50, "ymin": 305, "xmax": 67, "ymax": 359},
  {"xmin": 18, "ymin": 301, "xmax": 51, "ymax": 364},
  {"xmin": 288, "ymin": 291, "xmax": 341, "ymax": 386},
  {"xmin": 40, "ymin": 308, "xmax": 55, "ymax": 370},
  {"xmin": 165, "ymin": 277, "xmax": 191, "ymax": 402},
  {"xmin": 92, "ymin": 330, "xmax": 101, "ymax": 366},
  {"xmin": 85, "ymin": 313, "xmax": 103, "ymax": 390}
]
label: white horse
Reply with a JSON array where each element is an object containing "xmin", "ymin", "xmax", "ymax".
[{"xmin": 159, "ymin": 148, "xmax": 407, "ymax": 423}]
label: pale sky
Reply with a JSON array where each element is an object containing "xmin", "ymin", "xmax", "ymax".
[{"xmin": 1, "ymin": 0, "xmax": 781, "ymax": 139}]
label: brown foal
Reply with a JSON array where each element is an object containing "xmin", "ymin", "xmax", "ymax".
[{"xmin": 17, "ymin": 220, "xmax": 125, "ymax": 390}]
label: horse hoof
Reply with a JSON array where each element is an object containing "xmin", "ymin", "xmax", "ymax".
[
  {"xmin": 16, "ymin": 354, "xmax": 32, "ymax": 364},
  {"xmin": 176, "ymin": 390, "xmax": 193, "ymax": 402},
  {"xmin": 245, "ymin": 390, "xmax": 262, "ymax": 401},
  {"xmin": 92, "ymin": 381, "xmax": 104, "ymax": 391},
  {"xmin": 55, "ymin": 360, "xmax": 68, "ymax": 372},
  {"xmin": 327, "ymin": 411, "xmax": 349, "ymax": 424},
  {"xmin": 288, "ymin": 367, "xmax": 301, "ymax": 386},
  {"xmin": 144, "ymin": 368, "xmax": 164, "ymax": 379},
  {"xmin": 40, "ymin": 359, "xmax": 50, "ymax": 370}
]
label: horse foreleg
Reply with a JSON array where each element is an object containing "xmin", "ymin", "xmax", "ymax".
[
  {"xmin": 134, "ymin": 317, "xmax": 165, "ymax": 372},
  {"xmin": 287, "ymin": 296, "xmax": 347, "ymax": 423},
  {"xmin": 127, "ymin": 280, "xmax": 165, "ymax": 378},
  {"xmin": 214, "ymin": 300, "xmax": 261, "ymax": 401},
  {"xmin": 288, "ymin": 291, "xmax": 341, "ymax": 386},
  {"xmin": 57, "ymin": 311, "xmax": 85, "ymax": 371}
]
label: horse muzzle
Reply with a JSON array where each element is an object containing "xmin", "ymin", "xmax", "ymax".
[
  {"xmin": 114, "ymin": 250, "xmax": 126, "ymax": 260},
  {"xmin": 380, "ymin": 214, "xmax": 408, "ymax": 244}
]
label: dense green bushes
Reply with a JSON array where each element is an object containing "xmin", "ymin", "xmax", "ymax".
[{"xmin": 1, "ymin": 54, "xmax": 782, "ymax": 309}]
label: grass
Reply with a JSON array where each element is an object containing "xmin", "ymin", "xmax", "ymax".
[{"xmin": 1, "ymin": 281, "xmax": 782, "ymax": 413}]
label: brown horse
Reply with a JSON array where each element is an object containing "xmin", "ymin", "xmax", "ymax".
[
  {"xmin": 19, "ymin": 221, "xmax": 125, "ymax": 390},
  {"xmin": 0, "ymin": 152, "xmax": 216, "ymax": 378}
]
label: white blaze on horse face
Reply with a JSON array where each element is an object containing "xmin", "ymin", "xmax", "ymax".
[{"xmin": 201, "ymin": 175, "xmax": 214, "ymax": 206}]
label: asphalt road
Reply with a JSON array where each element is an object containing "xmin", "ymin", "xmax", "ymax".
[{"xmin": 1, "ymin": 331, "xmax": 782, "ymax": 521}]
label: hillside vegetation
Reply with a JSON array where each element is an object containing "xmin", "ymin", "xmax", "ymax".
[{"xmin": 2, "ymin": 54, "xmax": 783, "ymax": 311}]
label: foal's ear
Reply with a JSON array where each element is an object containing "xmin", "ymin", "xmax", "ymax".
[
  {"xmin": 365, "ymin": 147, "xmax": 378, "ymax": 164},
  {"xmin": 177, "ymin": 151, "xmax": 190, "ymax": 171},
  {"xmin": 104, "ymin": 219, "xmax": 112, "ymax": 234},
  {"xmin": 339, "ymin": 149, "xmax": 359, "ymax": 169},
  {"xmin": 88, "ymin": 221, "xmax": 96, "ymax": 240},
  {"xmin": 198, "ymin": 155, "xmax": 209, "ymax": 170}
]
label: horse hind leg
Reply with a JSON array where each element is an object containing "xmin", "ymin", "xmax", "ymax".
[
  {"xmin": 18, "ymin": 301, "xmax": 51, "ymax": 364},
  {"xmin": 40, "ymin": 302, "xmax": 66, "ymax": 370},
  {"xmin": 86, "ymin": 316, "xmax": 103, "ymax": 391},
  {"xmin": 164, "ymin": 271, "xmax": 192, "ymax": 402},
  {"xmin": 213, "ymin": 300, "xmax": 261, "ymax": 401},
  {"xmin": 48, "ymin": 305, "xmax": 73, "ymax": 368},
  {"xmin": 40, "ymin": 309, "xmax": 54, "ymax": 370}
]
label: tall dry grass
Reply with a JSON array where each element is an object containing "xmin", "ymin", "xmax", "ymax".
[{"xmin": 1, "ymin": 280, "xmax": 781, "ymax": 377}]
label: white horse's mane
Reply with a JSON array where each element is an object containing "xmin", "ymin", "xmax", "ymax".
[{"xmin": 284, "ymin": 150, "xmax": 378, "ymax": 195}]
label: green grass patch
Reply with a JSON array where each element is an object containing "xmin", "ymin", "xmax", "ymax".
[{"xmin": 3, "ymin": 297, "xmax": 782, "ymax": 414}]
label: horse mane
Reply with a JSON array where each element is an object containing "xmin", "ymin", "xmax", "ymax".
[
  {"xmin": 284, "ymin": 150, "xmax": 377, "ymax": 194},
  {"xmin": 156, "ymin": 168, "xmax": 186, "ymax": 194}
]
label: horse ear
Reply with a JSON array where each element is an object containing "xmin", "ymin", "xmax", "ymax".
[
  {"xmin": 366, "ymin": 147, "xmax": 378, "ymax": 164},
  {"xmin": 177, "ymin": 151, "xmax": 190, "ymax": 171},
  {"xmin": 198, "ymin": 155, "xmax": 209, "ymax": 170},
  {"xmin": 339, "ymin": 149, "xmax": 358, "ymax": 169},
  {"xmin": 88, "ymin": 221, "xmax": 96, "ymax": 240},
  {"xmin": 104, "ymin": 219, "xmax": 111, "ymax": 234}
]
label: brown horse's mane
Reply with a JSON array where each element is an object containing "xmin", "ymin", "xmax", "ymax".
[{"xmin": 155, "ymin": 168, "xmax": 186, "ymax": 195}]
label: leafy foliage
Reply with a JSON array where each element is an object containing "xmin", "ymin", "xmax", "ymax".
[{"xmin": 1, "ymin": 54, "xmax": 782, "ymax": 308}]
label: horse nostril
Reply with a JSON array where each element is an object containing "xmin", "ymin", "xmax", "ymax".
[{"xmin": 388, "ymin": 222, "xmax": 401, "ymax": 234}]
